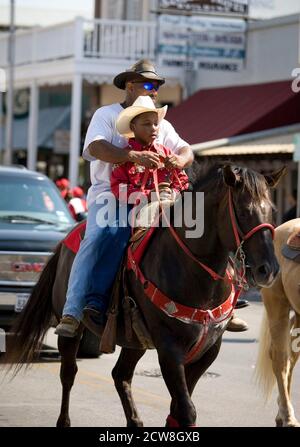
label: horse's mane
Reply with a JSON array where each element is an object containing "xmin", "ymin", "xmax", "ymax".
[
  {"xmin": 187, "ymin": 158, "xmax": 272, "ymax": 205},
  {"xmin": 186, "ymin": 158, "xmax": 221, "ymax": 192}
]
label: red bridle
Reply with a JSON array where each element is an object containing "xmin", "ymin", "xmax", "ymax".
[
  {"xmin": 228, "ymin": 187, "xmax": 275, "ymax": 249},
  {"xmin": 153, "ymin": 170, "xmax": 275, "ymax": 283}
]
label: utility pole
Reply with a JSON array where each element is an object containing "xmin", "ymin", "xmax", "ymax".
[{"xmin": 4, "ymin": 0, "xmax": 15, "ymax": 166}]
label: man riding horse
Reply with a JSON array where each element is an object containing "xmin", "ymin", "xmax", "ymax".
[{"xmin": 55, "ymin": 59, "xmax": 247, "ymax": 338}]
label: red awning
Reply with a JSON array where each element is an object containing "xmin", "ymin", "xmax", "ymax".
[{"xmin": 166, "ymin": 80, "xmax": 300, "ymax": 145}]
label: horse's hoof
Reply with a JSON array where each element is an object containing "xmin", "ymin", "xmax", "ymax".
[
  {"xmin": 165, "ymin": 414, "xmax": 197, "ymax": 427},
  {"xmin": 286, "ymin": 419, "xmax": 300, "ymax": 427},
  {"xmin": 127, "ymin": 420, "xmax": 143, "ymax": 427},
  {"xmin": 166, "ymin": 415, "xmax": 180, "ymax": 427},
  {"xmin": 276, "ymin": 417, "xmax": 300, "ymax": 427},
  {"xmin": 56, "ymin": 416, "xmax": 71, "ymax": 428}
]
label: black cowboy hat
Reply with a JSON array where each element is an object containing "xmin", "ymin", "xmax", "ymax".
[{"xmin": 113, "ymin": 59, "xmax": 165, "ymax": 90}]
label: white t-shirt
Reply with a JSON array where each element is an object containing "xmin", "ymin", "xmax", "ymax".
[{"xmin": 82, "ymin": 103, "xmax": 189, "ymax": 206}]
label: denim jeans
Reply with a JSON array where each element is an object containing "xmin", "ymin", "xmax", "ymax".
[{"xmin": 63, "ymin": 194, "xmax": 131, "ymax": 321}]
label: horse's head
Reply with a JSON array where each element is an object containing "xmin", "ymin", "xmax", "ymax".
[{"xmin": 217, "ymin": 164, "xmax": 285, "ymax": 288}]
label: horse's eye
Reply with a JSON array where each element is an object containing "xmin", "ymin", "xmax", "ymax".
[{"xmin": 238, "ymin": 210, "xmax": 249, "ymax": 219}]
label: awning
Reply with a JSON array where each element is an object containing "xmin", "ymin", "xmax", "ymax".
[
  {"xmin": 0, "ymin": 106, "xmax": 70, "ymax": 150},
  {"xmin": 198, "ymin": 143, "xmax": 294, "ymax": 156},
  {"xmin": 167, "ymin": 80, "xmax": 300, "ymax": 145},
  {"xmin": 193, "ymin": 124, "xmax": 299, "ymax": 157}
]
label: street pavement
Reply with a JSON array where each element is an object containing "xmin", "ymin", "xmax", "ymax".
[{"xmin": 0, "ymin": 290, "xmax": 299, "ymax": 427}]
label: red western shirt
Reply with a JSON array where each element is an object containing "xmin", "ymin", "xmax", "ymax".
[{"xmin": 110, "ymin": 139, "xmax": 189, "ymax": 203}]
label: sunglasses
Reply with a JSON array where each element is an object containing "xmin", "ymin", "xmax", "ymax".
[{"xmin": 131, "ymin": 81, "xmax": 160, "ymax": 92}]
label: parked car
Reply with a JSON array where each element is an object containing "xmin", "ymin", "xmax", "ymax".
[{"xmin": 0, "ymin": 166, "xmax": 99, "ymax": 358}]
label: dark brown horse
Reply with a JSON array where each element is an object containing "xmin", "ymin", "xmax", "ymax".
[{"xmin": 5, "ymin": 162, "xmax": 284, "ymax": 427}]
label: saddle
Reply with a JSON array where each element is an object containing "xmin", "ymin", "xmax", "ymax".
[
  {"xmin": 282, "ymin": 228, "xmax": 300, "ymax": 262},
  {"xmin": 62, "ymin": 220, "xmax": 155, "ymax": 353},
  {"xmin": 133, "ymin": 183, "xmax": 176, "ymax": 229},
  {"xmin": 99, "ymin": 226, "xmax": 156, "ymax": 354},
  {"xmin": 134, "ymin": 201, "xmax": 160, "ymax": 229}
]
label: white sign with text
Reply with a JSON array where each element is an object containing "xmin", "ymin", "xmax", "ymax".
[{"xmin": 157, "ymin": 14, "xmax": 246, "ymax": 72}]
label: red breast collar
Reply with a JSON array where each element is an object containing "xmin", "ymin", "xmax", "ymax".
[{"xmin": 127, "ymin": 244, "xmax": 238, "ymax": 325}]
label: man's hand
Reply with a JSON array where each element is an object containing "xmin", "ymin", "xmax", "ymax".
[
  {"xmin": 164, "ymin": 153, "xmax": 186, "ymax": 170},
  {"xmin": 128, "ymin": 150, "xmax": 160, "ymax": 169}
]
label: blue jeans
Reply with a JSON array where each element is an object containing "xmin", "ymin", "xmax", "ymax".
[{"xmin": 63, "ymin": 195, "xmax": 131, "ymax": 321}]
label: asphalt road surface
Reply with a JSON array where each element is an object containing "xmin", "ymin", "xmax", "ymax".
[{"xmin": 0, "ymin": 291, "xmax": 299, "ymax": 428}]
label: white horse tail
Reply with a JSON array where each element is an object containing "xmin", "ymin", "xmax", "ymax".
[{"xmin": 254, "ymin": 309, "xmax": 276, "ymax": 401}]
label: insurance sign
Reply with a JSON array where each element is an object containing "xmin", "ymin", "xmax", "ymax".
[{"xmin": 157, "ymin": 13, "xmax": 246, "ymax": 72}]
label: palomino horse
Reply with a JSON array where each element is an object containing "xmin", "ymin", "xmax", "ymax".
[
  {"xmin": 255, "ymin": 218, "xmax": 300, "ymax": 427},
  {"xmin": 6, "ymin": 162, "xmax": 283, "ymax": 427}
]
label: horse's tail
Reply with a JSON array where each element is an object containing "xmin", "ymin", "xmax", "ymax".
[
  {"xmin": 254, "ymin": 308, "xmax": 276, "ymax": 401},
  {"xmin": 4, "ymin": 243, "xmax": 62, "ymax": 373}
]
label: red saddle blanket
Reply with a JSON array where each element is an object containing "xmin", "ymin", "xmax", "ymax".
[
  {"xmin": 62, "ymin": 221, "xmax": 155, "ymax": 263},
  {"xmin": 63, "ymin": 221, "xmax": 87, "ymax": 253}
]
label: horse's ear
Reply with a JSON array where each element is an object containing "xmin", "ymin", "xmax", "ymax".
[
  {"xmin": 222, "ymin": 165, "xmax": 241, "ymax": 187},
  {"xmin": 264, "ymin": 166, "xmax": 286, "ymax": 188}
]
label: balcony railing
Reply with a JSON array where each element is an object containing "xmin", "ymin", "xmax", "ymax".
[
  {"xmin": 83, "ymin": 19, "xmax": 156, "ymax": 60},
  {"xmin": 0, "ymin": 17, "xmax": 157, "ymax": 68}
]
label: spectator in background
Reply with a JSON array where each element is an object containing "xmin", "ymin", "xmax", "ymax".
[
  {"xmin": 68, "ymin": 187, "xmax": 87, "ymax": 221},
  {"xmin": 282, "ymin": 189, "xmax": 297, "ymax": 223},
  {"xmin": 55, "ymin": 178, "xmax": 71, "ymax": 200}
]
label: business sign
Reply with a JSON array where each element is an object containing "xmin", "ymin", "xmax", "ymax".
[
  {"xmin": 54, "ymin": 129, "xmax": 70, "ymax": 155},
  {"xmin": 157, "ymin": 14, "xmax": 246, "ymax": 72},
  {"xmin": 1, "ymin": 89, "xmax": 30, "ymax": 118},
  {"xmin": 293, "ymin": 133, "xmax": 300, "ymax": 162},
  {"xmin": 158, "ymin": 0, "xmax": 249, "ymax": 16}
]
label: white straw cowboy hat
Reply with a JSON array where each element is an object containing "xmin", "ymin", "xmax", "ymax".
[
  {"xmin": 116, "ymin": 96, "xmax": 168, "ymax": 138},
  {"xmin": 113, "ymin": 59, "xmax": 165, "ymax": 90}
]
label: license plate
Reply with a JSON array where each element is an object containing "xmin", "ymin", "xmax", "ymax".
[{"xmin": 14, "ymin": 293, "xmax": 30, "ymax": 313}]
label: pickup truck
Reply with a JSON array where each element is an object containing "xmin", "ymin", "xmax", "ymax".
[{"xmin": 0, "ymin": 165, "xmax": 99, "ymax": 357}]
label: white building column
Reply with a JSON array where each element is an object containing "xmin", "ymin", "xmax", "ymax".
[
  {"xmin": 69, "ymin": 73, "xmax": 82, "ymax": 187},
  {"xmin": 27, "ymin": 80, "xmax": 39, "ymax": 171}
]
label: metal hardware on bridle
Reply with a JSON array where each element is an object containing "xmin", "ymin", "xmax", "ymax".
[
  {"xmin": 227, "ymin": 187, "xmax": 275, "ymax": 291},
  {"xmin": 231, "ymin": 242, "xmax": 249, "ymax": 291},
  {"xmin": 124, "ymin": 295, "xmax": 137, "ymax": 308}
]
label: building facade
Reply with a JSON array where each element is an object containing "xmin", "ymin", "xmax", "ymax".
[{"xmin": 0, "ymin": 3, "xmax": 299, "ymax": 188}]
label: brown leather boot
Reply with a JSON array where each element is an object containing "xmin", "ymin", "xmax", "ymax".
[
  {"xmin": 54, "ymin": 315, "xmax": 80, "ymax": 337},
  {"xmin": 226, "ymin": 314, "xmax": 249, "ymax": 332}
]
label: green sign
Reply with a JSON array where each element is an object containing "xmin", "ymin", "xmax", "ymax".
[{"xmin": 293, "ymin": 133, "xmax": 300, "ymax": 162}]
